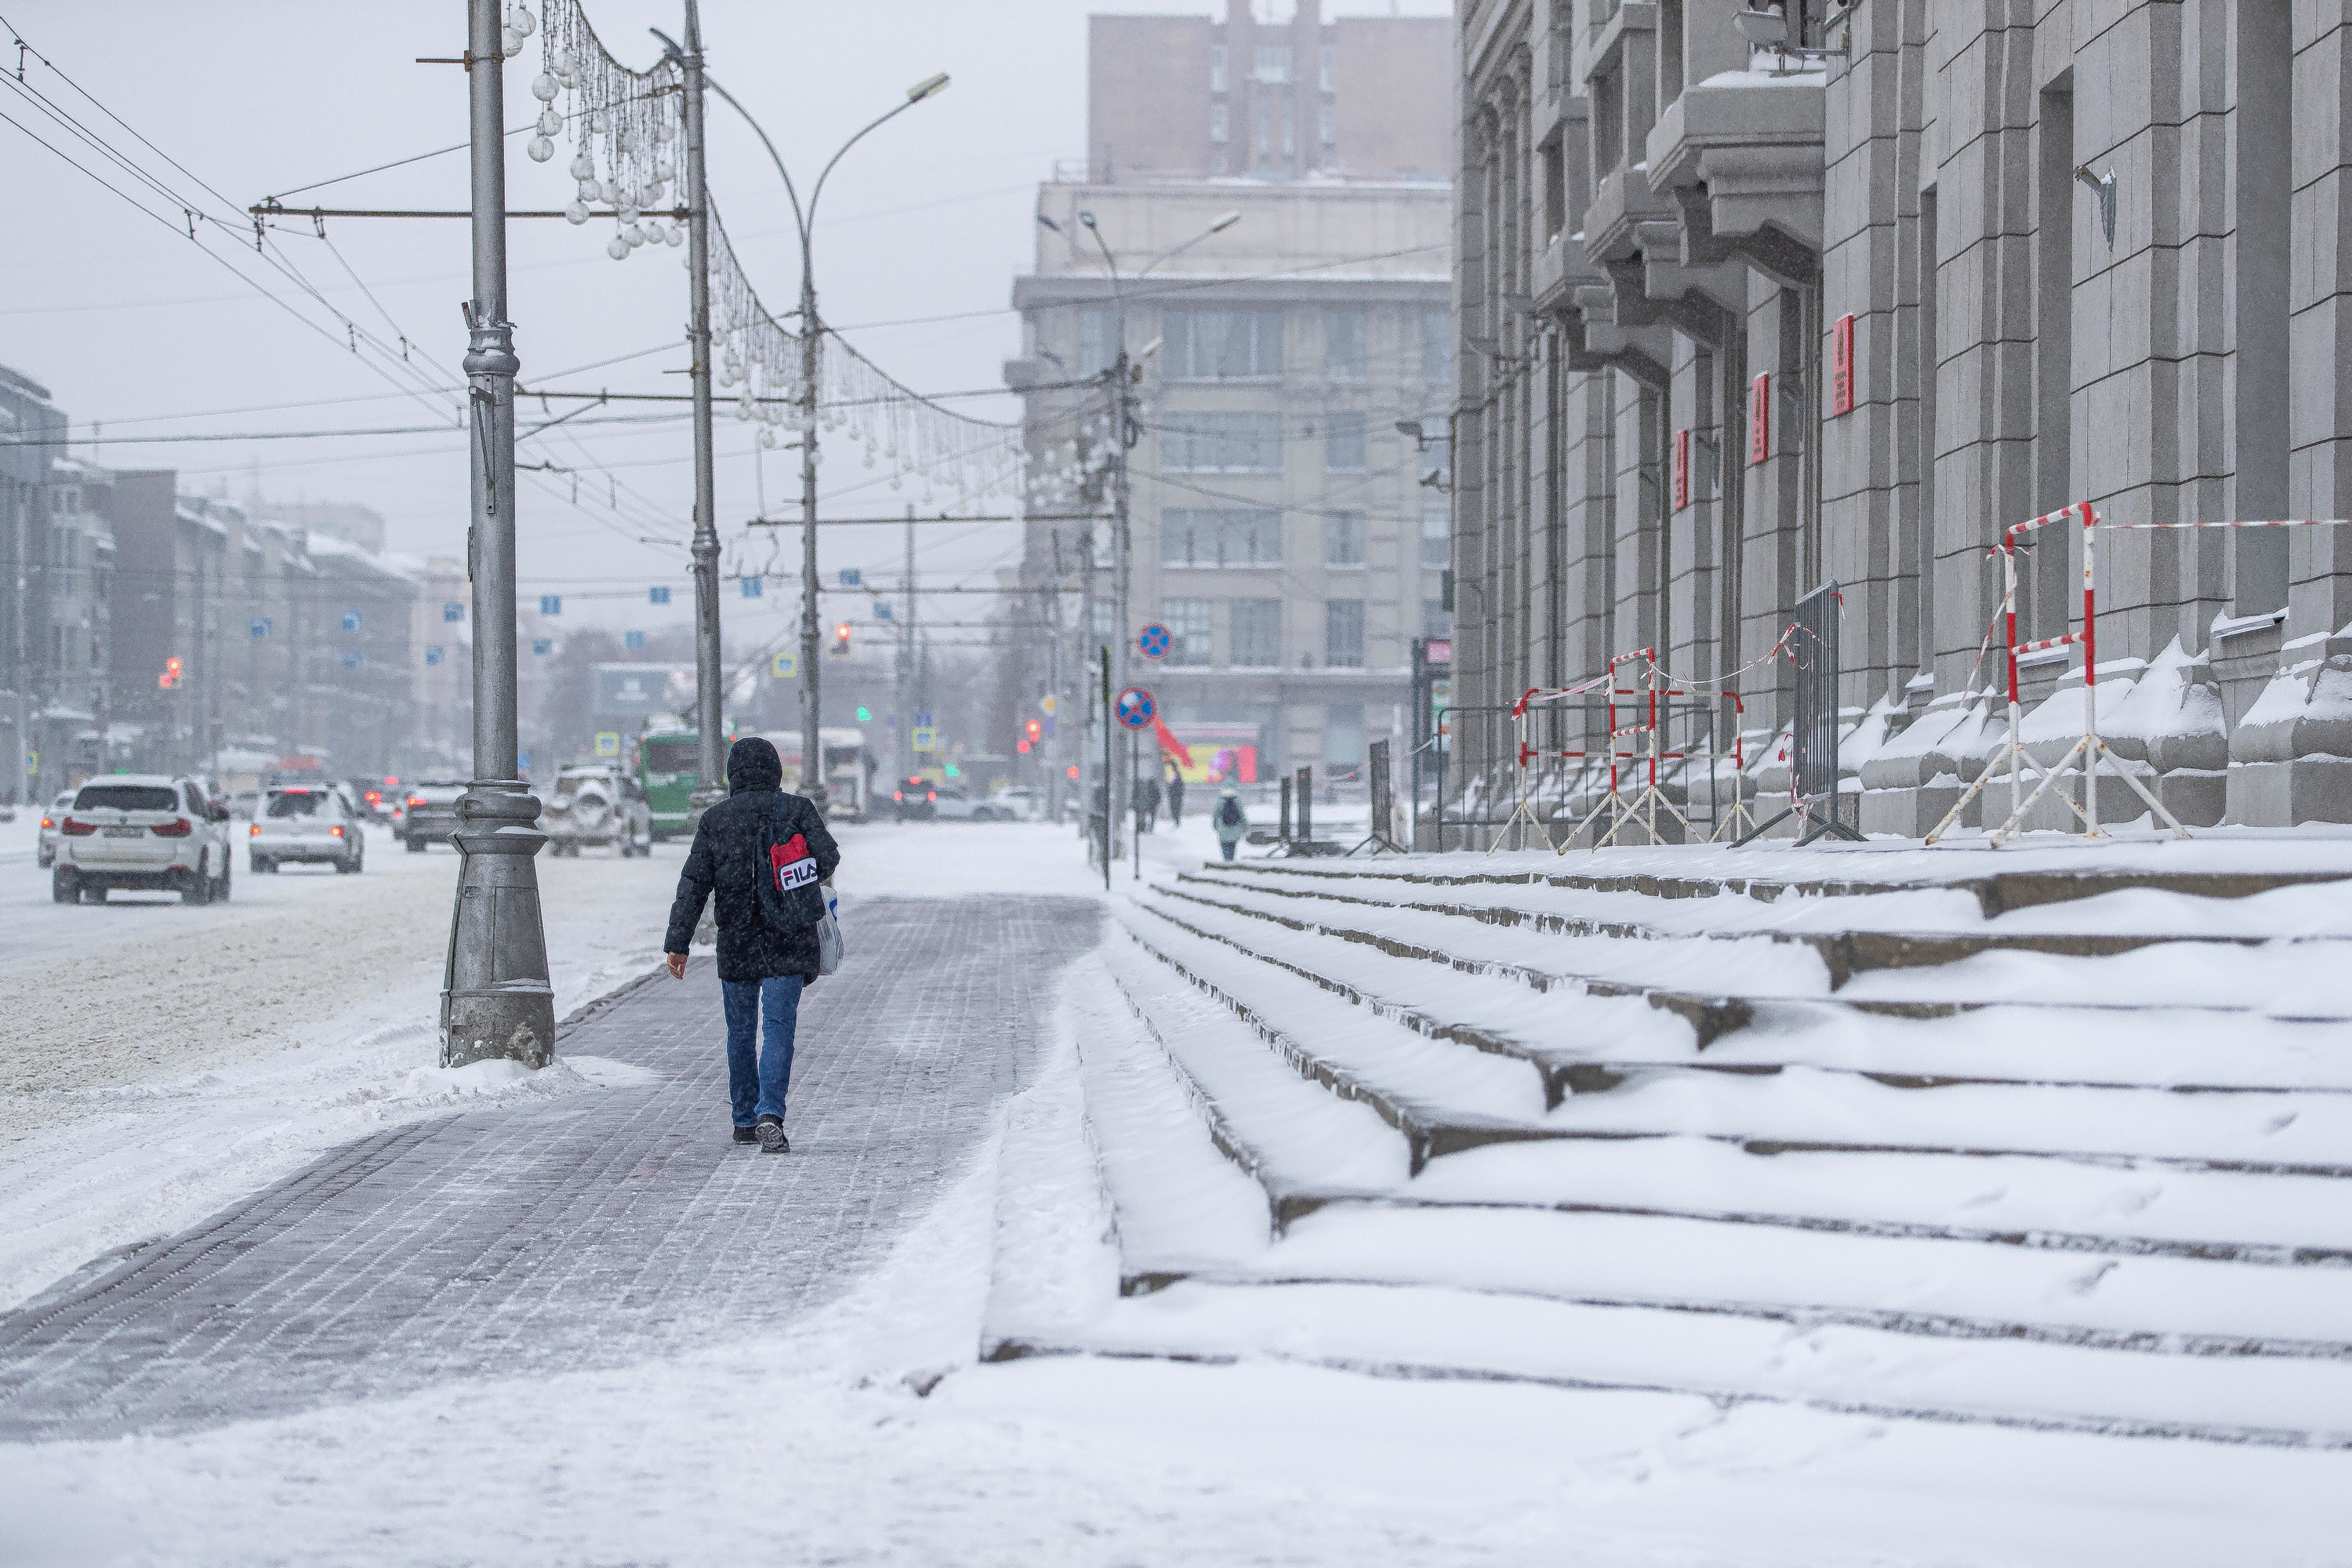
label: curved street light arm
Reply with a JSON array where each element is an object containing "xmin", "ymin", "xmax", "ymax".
[{"xmin": 696, "ymin": 69, "xmax": 809, "ymax": 252}]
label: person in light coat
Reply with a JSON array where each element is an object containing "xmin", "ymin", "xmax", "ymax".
[{"xmin": 1212, "ymin": 787, "xmax": 1247, "ymax": 862}]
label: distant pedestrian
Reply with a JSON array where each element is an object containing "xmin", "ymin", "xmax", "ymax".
[
  {"xmin": 1213, "ymin": 787, "xmax": 1247, "ymax": 862},
  {"xmin": 1166, "ymin": 769, "xmax": 1185, "ymax": 828},
  {"xmin": 1132, "ymin": 775, "xmax": 1160, "ymax": 833},
  {"xmin": 663, "ymin": 735, "xmax": 840, "ymax": 1154}
]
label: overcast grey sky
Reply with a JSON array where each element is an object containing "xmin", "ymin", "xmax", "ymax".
[{"xmin": 0, "ymin": 1, "xmax": 1446, "ymax": 637}]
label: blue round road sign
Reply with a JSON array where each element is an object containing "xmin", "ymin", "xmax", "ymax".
[
  {"xmin": 1137, "ymin": 622, "xmax": 1171, "ymax": 660},
  {"xmin": 1114, "ymin": 686, "xmax": 1156, "ymax": 729}
]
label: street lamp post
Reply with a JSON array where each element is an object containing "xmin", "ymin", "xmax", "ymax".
[
  {"xmin": 1069, "ymin": 209, "xmax": 1239, "ymax": 876},
  {"xmin": 441, "ymin": 0, "xmax": 554, "ymax": 1070},
  {"xmin": 701, "ymin": 70, "xmax": 949, "ymax": 813}
]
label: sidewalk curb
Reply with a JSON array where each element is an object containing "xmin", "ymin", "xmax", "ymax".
[{"xmin": 556, "ymin": 961, "xmax": 670, "ymax": 1037}]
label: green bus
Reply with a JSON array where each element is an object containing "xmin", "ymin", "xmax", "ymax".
[{"xmin": 634, "ymin": 724, "xmax": 869, "ymax": 839}]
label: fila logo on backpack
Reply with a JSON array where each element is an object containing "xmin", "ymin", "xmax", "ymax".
[{"xmin": 771, "ymin": 831, "xmax": 820, "ymax": 892}]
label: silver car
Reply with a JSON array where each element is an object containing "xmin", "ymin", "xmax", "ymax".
[
  {"xmin": 542, "ymin": 765, "xmax": 653, "ymax": 857},
  {"xmin": 249, "ymin": 783, "xmax": 366, "ymax": 874},
  {"xmin": 53, "ymin": 775, "xmax": 235, "ymax": 905},
  {"xmin": 36, "ymin": 789, "xmax": 73, "ymax": 868}
]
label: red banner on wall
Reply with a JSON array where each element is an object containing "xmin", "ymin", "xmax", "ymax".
[
  {"xmin": 1832, "ymin": 313, "xmax": 1856, "ymax": 416},
  {"xmin": 1749, "ymin": 372, "xmax": 1770, "ymax": 466},
  {"xmin": 1673, "ymin": 427, "xmax": 1690, "ymax": 510}
]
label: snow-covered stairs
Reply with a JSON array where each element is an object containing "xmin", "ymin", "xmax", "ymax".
[{"xmin": 1011, "ymin": 851, "xmax": 2352, "ymax": 1448}]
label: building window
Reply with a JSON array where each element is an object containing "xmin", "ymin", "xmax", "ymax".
[
  {"xmin": 1325, "ymin": 599, "xmax": 1364, "ymax": 667},
  {"xmin": 1163, "ymin": 598, "xmax": 1213, "ymax": 666},
  {"xmin": 1163, "ymin": 508, "xmax": 1284, "ymax": 567},
  {"xmin": 1160, "ymin": 413, "xmax": 1283, "ymax": 473},
  {"xmin": 1210, "ymin": 43, "xmax": 1226, "ymax": 93},
  {"xmin": 1230, "ymin": 599, "xmax": 1282, "ymax": 666},
  {"xmin": 1319, "ymin": 100, "xmax": 1336, "ymax": 147},
  {"xmin": 1091, "ymin": 600, "xmax": 1116, "ymax": 645},
  {"xmin": 1281, "ymin": 95, "xmax": 1295, "ymax": 158},
  {"xmin": 1254, "ymin": 44, "xmax": 1293, "ymax": 83},
  {"xmin": 1210, "ymin": 149, "xmax": 1228, "ymax": 176},
  {"xmin": 1325, "ymin": 512, "xmax": 1365, "ymax": 567},
  {"xmin": 1210, "ymin": 100, "xmax": 1229, "ymax": 143},
  {"xmin": 1325, "ymin": 702, "xmax": 1363, "ymax": 771},
  {"xmin": 1419, "ymin": 309, "xmax": 1450, "ymax": 383},
  {"xmin": 1164, "ymin": 310, "xmax": 1283, "ymax": 381},
  {"xmin": 1325, "ymin": 310, "xmax": 1365, "ymax": 381},
  {"xmin": 1421, "ymin": 598, "xmax": 1450, "ymax": 639},
  {"xmin": 1326, "ymin": 411, "xmax": 1367, "ymax": 473},
  {"xmin": 1421, "ymin": 505, "xmax": 1450, "ymax": 568},
  {"xmin": 1078, "ymin": 308, "xmax": 1120, "ymax": 376},
  {"xmin": 1319, "ymin": 42, "xmax": 1336, "ymax": 93}
]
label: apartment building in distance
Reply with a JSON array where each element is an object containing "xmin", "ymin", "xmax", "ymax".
[{"xmin": 1005, "ymin": 3, "xmax": 1453, "ymax": 793}]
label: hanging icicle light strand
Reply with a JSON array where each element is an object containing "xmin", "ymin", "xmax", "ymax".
[{"xmin": 521, "ymin": 0, "xmax": 1025, "ymax": 507}]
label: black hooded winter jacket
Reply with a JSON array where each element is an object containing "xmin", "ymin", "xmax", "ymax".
[{"xmin": 663, "ymin": 735, "xmax": 841, "ymax": 982}]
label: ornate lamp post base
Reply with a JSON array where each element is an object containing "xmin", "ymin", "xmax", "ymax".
[{"xmin": 440, "ymin": 782, "xmax": 556, "ymax": 1069}]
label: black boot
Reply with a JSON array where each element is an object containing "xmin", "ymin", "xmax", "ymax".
[{"xmin": 756, "ymin": 1115, "xmax": 789, "ymax": 1154}]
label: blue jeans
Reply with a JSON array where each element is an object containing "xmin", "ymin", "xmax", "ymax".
[
  {"xmin": 1219, "ymin": 839, "xmax": 1240, "ymax": 860},
  {"xmin": 720, "ymin": 974, "xmax": 804, "ymax": 1126}
]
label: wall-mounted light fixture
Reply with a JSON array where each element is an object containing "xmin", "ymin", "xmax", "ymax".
[
  {"xmin": 2074, "ymin": 165, "xmax": 2118, "ymax": 249},
  {"xmin": 1733, "ymin": 3, "xmax": 1849, "ymax": 72}
]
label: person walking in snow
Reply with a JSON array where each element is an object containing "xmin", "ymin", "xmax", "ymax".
[
  {"xmin": 1213, "ymin": 787, "xmax": 1247, "ymax": 862},
  {"xmin": 1165, "ymin": 768, "xmax": 1185, "ymax": 828},
  {"xmin": 663, "ymin": 735, "xmax": 839, "ymax": 1154}
]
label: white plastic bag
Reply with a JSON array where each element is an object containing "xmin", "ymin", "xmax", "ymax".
[{"xmin": 815, "ymin": 883, "xmax": 844, "ymax": 975}]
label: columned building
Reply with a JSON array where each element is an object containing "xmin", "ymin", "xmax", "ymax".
[{"xmin": 1454, "ymin": 1, "xmax": 2352, "ymax": 833}]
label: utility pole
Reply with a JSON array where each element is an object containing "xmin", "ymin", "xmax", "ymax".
[
  {"xmin": 901, "ymin": 503, "xmax": 915, "ymax": 782},
  {"xmin": 441, "ymin": 0, "xmax": 554, "ymax": 1072},
  {"xmin": 797, "ymin": 220, "xmax": 826, "ymax": 815},
  {"xmin": 680, "ymin": 0, "xmax": 724, "ymax": 820}
]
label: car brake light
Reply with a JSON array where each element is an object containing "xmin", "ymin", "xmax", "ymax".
[
  {"xmin": 249, "ymin": 824, "xmax": 261, "ymax": 837},
  {"xmin": 927, "ymin": 791, "xmax": 937, "ymax": 802},
  {"xmin": 38, "ymin": 816, "xmax": 53, "ymax": 829},
  {"xmin": 152, "ymin": 818, "xmax": 194, "ymax": 838},
  {"xmin": 331, "ymin": 825, "xmax": 345, "ymax": 837},
  {"xmin": 60, "ymin": 816, "xmax": 96, "ymax": 837},
  {"xmin": 893, "ymin": 791, "xmax": 902, "ymax": 801},
  {"xmin": 407, "ymin": 795, "xmax": 425, "ymax": 808}
]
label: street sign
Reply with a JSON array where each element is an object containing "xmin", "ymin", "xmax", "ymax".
[
  {"xmin": 1114, "ymin": 686, "xmax": 1156, "ymax": 729},
  {"xmin": 426, "ymin": 645, "xmax": 445, "ymax": 666},
  {"xmin": 593, "ymin": 731, "xmax": 621, "ymax": 758},
  {"xmin": 1137, "ymin": 622, "xmax": 1171, "ymax": 660},
  {"xmin": 624, "ymin": 630, "xmax": 645, "ymax": 649},
  {"xmin": 341, "ymin": 652, "xmax": 361, "ymax": 670},
  {"xmin": 742, "ymin": 577, "xmax": 763, "ymax": 598},
  {"xmin": 1040, "ymin": 693, "xmax": 1057, "ymax": 715},
  {"xmin": 916, "ymin": 710, "xmax": 933, "ymax": 728},
  {"xmin": 771, "ymin": 652, "xmax": 797, "ymax": 678},
  {"xmin": 532, "ymin": 637, "xmax": 553, "ymax": 655},
  {"xmin": 250, "ymin": 618, "xmax": 270, "ymax": 639},
  {"xmin": 443, "ymin": 601, "xmax": 464, "ymax": 622},
  {"xmin": 539, "ymin": 595, "xmax": 561, "ymax": 616},
  {"xmin": 911, "ymin": 725, "xmax": 937, "ymax": 752},
  {"xmin": 341, "ymin": 610, "xmax": 361, "ymax": 633},
  {"xmin": 873, "ymin": 601, "xmax": 892, "ymax": 621},
  {"xmin": 648, "ymin": 585, "xmax": 670, "ymax": 605},
  {"xmin": 839, "ymin": 567, "xmax": 862, "ymax": 587}
]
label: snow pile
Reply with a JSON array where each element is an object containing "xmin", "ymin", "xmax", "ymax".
[{"xmin": 2232, "ymin": 629, "xmax": 2352, "ymax": 763}]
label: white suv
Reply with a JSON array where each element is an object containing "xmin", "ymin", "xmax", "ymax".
[
  {"xmin": 249, "ymin": 782, "xmax": 366, "ymax": 874},
  {"xmin": 53, "ymin": 775, "xmax": 236, "ymax": 906}
]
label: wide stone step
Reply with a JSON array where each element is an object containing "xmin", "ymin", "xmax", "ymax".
[
  {"xmin": 1192, "ymin": 846, "xmax": 2352, "ymax": 919},
  {"xmin": 996, "ymin": 1278, "xmax": 2352, "ymax": 1449}
]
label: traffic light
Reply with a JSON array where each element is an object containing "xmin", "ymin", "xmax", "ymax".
[
  {"xmin": 1025, "ymin": 718, "xmax": 1043, "ymax": 745},
  {"xmin": 158, "ymin": 655, "xmax": 183, "ymax": 690},
  {"xmin": 831, "ymin": 621, "xmax": 852, "ymax": 656}
]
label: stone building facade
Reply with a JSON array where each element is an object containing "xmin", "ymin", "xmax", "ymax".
[{"xmin": 1452, "ymin": 0, "xmax": 2352, "ymax": 834}]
